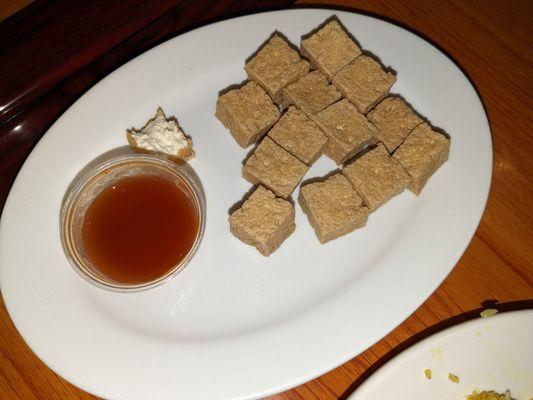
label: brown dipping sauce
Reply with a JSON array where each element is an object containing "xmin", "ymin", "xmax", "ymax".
[{"xmin": 82, "ymin": 174, "xmax": 199, "ymax": 284}]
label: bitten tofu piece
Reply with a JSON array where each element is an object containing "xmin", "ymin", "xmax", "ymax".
[
  {"xmin": 245, "ymin": 35, "xmax": 310, "ymax": 103},
  {"xmin": 283, "ymin": 70, "xmax": 342, "ymax": 116},
  {"xmin": 333, "ymin": 55, "xmax": 396, "ymax": 114},
  {"xmin": 368, "ymin": 97, "xmax": 423, "ymax": 153},
  {"xmin": 267, "ymin": 106, "xmax": 328, "ymax": 165},
  {"xmin": 229, "ymin": 186, "xmax": 295, "ymax": 256},
  {"xmin": 215, "ymin": 81, "xmax": 280, "ymax": 148},
  {"xmin": 243, "ymin": 136, "xmax": 309, "ymax": 198},
  {"xmin": 300, "ymin": 19, "xmax": 362, "ymax": 81},
  {"xmin": 127, "ymin": 107, "xmax": 194, "ymax": 161},
  {"xmin": 299, "ymin": 174, "xmax": 369, "ymax": 243},
  {"xmin": 313, "ymin": 99, "xmax": 377, "ymax": 164},
  {"xmin": 393, "ymin": 123, "xmax": 450, "ymax": 195},
  {"xmin": 343, "ymin": 143, "xmax": 410, "ymax": 211}
]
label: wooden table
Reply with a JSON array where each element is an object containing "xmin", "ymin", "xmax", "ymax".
[{"xmin": 0, "ymin": 1, "xmax": 531, "ymax": 399}]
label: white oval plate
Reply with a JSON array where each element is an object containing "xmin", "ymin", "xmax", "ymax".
[
  {"xmin": 349, "ymin": 310, "xmax": 533, "ymax": 399},
  {"xmin": 0, "ymin": 9, "xmax": 492, "ymax": 400}
]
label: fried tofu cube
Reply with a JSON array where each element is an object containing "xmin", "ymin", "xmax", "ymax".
[
  {"xmin": 333, "ymin": 55, "xmax": 396, "ymax": 114},
  {"xmin": 282, "ymin": 70, "xmax": 342, "ymax": 116},
  {"xmin": 300, "ymin": 19, "xmax": 362, "ymax": 81},
  {"xmin": 215, "ymin": 81, "xmax": 280, "ymax": 148},
  {"xmin": 243, "ymin": 136, "xmax": 309, "ymax": 198},
  {"xmin": 299, "ymin": 174, "xmax": 369, "ymax": 243},
  {"xmin": 245, "ymin": 35, "xmax": 310, "ymax": 103},
  {"xmin": 368, "ymin": 97, "xmax": 423, "ymax": 153},
  {"xmin": 267, "ymin": 106, "xmax": 328, "ymax": 165},
  {"xmin": 393, "ymin": 123, "xmax": 450, "ymax": 195},
  {"xmin": 229, "ymin": 186, "xmax": 295, "ymax": 256},
  {"xmin": 343, "ymin": 143, "xmax": 410, "ymax": 211},
  {"xmin": 312, "ymin": 99, "xmax": 377, "ymax": 164}
]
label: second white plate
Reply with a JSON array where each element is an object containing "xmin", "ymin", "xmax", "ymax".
[{"xmin": 349, "ymin": 310, "xmax": 533, "ymax": 400}]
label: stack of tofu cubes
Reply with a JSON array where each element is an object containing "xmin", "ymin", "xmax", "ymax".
[{"xmin": 216, "ymin": 19, "xmax": 450, "ymax": 256}]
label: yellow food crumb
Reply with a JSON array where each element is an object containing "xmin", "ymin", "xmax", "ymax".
[
  {"xmin": 424, "ymin": 368, "xmax": 432, "ymax": 379},
  {"xmin": 448, "ymin": 372, "xmax": 460, "ymax": 383},
  {"xmin": 466, "ymin": 389, "xmax": 511, "ymax": 400},
  {"xmin": 480, "ymin": 308, "xmax": 498, "ymax": 318}
]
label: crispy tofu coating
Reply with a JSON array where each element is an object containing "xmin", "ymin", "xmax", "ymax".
[
  {"xmin": 333, "ymin": 55, "xmax": 396, "ymax": 114},
  {"xmin": 245, "ymin": 35, "xmax": 310, "ymax": 103},
  {"xmin": 299, "ymin": 174, "xmax": 369, "ymax": 243},
  {"xmin": 243, "ymin": 136, "xmax": 309, "ymax": 198},
  {"xmin": 229, "ymin": 186, "xmax": 295, "ymax": 256},
  {"xmin": 268, "ymin": 106, "xmax": 328, "ymax": 165},
  {"xmin": 216, "ymin": 81, "xmax": 280, "ymax": 148},
  {"xmin": 393, "ymin": 122, "xmax": 450, "ymax": 194},
  {"xmin": 300, "ymin": 19, "xmax": 362, "ymax": 80}
]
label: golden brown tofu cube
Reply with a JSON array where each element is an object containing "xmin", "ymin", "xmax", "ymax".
[
  {"xmin": 300, "ymin": 19, "xmax": 362, "ymax": 81},
  {"xmin": 215, "ymin": 81, "xmax": 280, "ymax": 148},
  {"xmin": 243, "ymin": 136, "xmax": 309, "ymax": 198},
  {"xmin": 299, "ymin": 173, "xmax": 369, "ymax": 243},
  {"xmin": 267, "ymin": 106, "xmax": 328, "ymax": 165},
  {"xmin": 333, "ymin": 55, "xmax": 396, "ymax": 114},
  {"xmin": 282, "ymin": 70, "xmax": 342, "ymax": 116},
  {"xmin": 343, "ymin": 143, "xmax": 410, "ymax": 211},
  {"xmin": 368, "ymin": 97, "xmax": 423, "ymax": 153},
  {"xmin": 245, "ymin": 35, "xmax": 310, "ymax": 103},
  {"xmin": 229, "ymin": 186, "xmax": 295, "ymax": 256},
  {"xmin": 393, "ymin": 123, "xmax": 450, "ymax": 195},
  {"xmin": 312, "ymin": 99, "xmax": 377, "ymax": 165}
]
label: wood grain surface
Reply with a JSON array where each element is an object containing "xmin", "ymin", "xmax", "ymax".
[{"xmin": 0, "ymin": 1, "xmax": 532, "ymax": 399}]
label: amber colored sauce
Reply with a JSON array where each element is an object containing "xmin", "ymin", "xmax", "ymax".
[{"xmin": 82, "ymin": 174, "xmax": 199, "ymax": 284}]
